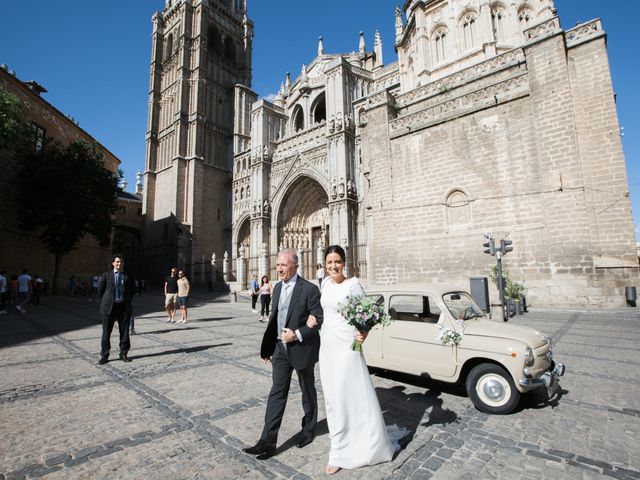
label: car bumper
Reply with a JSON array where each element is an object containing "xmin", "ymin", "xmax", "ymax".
[{"xmin": 519, "ymin": 361, "xmax": 565, "ymax": 392}]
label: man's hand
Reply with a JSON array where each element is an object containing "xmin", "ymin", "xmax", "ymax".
[
  {"xmin": 262, "ymin": 356, "xmax": 271, "ymax": 363},
  {"xmin": 281, "ymin": 327, "xmax": 296, "ymax": 343},
  {"xmin": 307, "ymin": 314, "xmax": 318, "ymax": 328}
]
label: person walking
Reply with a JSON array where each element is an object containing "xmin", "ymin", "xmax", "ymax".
[
  {"xmin": 164, "ymin": 267, "xmax": 179, "ymax": 322},
  {"xmin": 316, "ymin": 263, "xmax": 325, "ymax": 287},
  {"xmin": 242, "ymin": 249, "xmax": 324, "ymax": 459},
  {"xmin": 0, "ymin": 270, "xmax": 7, "ymax": 314},
  {"xmin": 129, "ymin": 310, "xmax": 136, "ymax": 335},
  {"xmin": 90, "ymin": 273, "xmax": 99, "ymax": 302},
  {"xmin": 8, "ymin": 275, "xmax": 18, "ymax": 306},
  {"xmin": 31, "ymin": 275, "xmax": 42, "ymax": 305},
  {"xmin": 176, "ymin": 270, "xmax": 190, "ymax": 324},
  {"xmin": 69, "ymin": 275, "xmax": 77, "ymax": 297},
  {"xmin": 97, "ymin": 254, "xmax": 136, "ymax": 364},
  {"xmin": 16, "ymin": 269, "xmax": 32, "ymax": 314},
  {"xmin": 249, "ymin": 274, "xmax": 260, "ymax": 313},
  {"xmin": 307, "ymin": 245, "xmax": 400, "ymax": 475},
  {"xmin": 258, "ymin": 275, "xmax": 273, "ymax": 323}
]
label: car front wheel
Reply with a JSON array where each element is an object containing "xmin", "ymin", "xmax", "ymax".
[{"xmin": 466, "ymin": 363, "xmax": 520, "ymax": 414}]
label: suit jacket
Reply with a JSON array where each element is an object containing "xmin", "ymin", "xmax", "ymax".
[
  {"xmin": 98, "ymin": 270, "xmax": 135, "ymax": 316},
  {"xmin": 260, "ymin": 275, "xmax": 323, "ymax": 370}
]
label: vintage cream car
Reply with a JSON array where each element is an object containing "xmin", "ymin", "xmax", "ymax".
[{"xmin": 363, "ymin": 284, "xmax": 565, "ymax": 414}]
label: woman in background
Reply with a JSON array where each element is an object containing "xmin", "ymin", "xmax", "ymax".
[{"xmin": 258, "ymin": 275, "xmax": 273, "ymax": 323}]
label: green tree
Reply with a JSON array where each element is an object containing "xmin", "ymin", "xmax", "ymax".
[
  {"xmin": 16, "ymin": 140, "xmax": 118, "ymax": 293},
  {"xmin": 0, "ymin": 87, "xmax": 25, "ymax": 147},
  {"xmin": 0, "ymin": 86, "xmax": 30, "ymax": 164}
]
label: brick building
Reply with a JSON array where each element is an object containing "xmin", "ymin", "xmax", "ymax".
[
  {"xmin": 144, "ymin": 0, "xmax": 637, "ymax": 307},
  {"xmin": 0, "ymin": 66, "xmax": 121, "ymax": 293}
]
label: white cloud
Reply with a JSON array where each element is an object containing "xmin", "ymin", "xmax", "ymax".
[{"xmin": 262, "ymin": 93, "xmax": 278, "ymax": 102}]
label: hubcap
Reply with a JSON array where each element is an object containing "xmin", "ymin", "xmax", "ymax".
[
  {"xmin": 482, "ymin": 378, "xmax": 505, "ymax": 400},
  {"xmin": 476, "ymin": 373, "xmax": 510, "ymax": 407}
]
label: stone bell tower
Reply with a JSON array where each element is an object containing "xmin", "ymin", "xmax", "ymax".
[{"xmin": 143, "ymin": 0, "xmax": 253, "ymax": 282}]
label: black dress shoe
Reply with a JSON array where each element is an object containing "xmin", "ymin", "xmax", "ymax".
[
  {"xmin": 98, "ymin": 356, "xmax": 108, "ymax": 365},
  {"xmin": 295, "ymin": 434, "xmax": 315, "ymax": 448},
  {"xmin": 119, "ymin": 354, "xmax": 132, "ymax": 362},
  {"xmin": 242, "ymin": 440, "xmax": 276, "ymax": 456}
]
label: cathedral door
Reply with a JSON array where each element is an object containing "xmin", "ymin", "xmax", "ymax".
[{"xmin": 278, "ymin": 177, "xmax": 328, "ymax": 279}]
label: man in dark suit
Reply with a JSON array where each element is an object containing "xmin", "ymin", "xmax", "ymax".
[
  {"xmin": 97, "ymin": 254, "xmax": 136, "ymax": 364},
  {"xmin": 243, "ymin": 249, "xmax": 324, "ymax": 458}
]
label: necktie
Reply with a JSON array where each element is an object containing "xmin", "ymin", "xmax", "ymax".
[
  {"xmin": 277, "ymin": 283, "xmax": 292, "ymax": 339},
  {"xmin": 115, "ymin": 272, "xmax": 121, "ymax": 301}
]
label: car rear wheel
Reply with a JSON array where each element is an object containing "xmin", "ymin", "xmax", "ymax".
[{"xmin": 466, "ymin": 363, "xmax": 520, "ymax": 414}]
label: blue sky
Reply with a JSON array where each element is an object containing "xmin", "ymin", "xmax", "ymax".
[{"xmin": 2, "ymin": 1, "xmax": 638, "ymax": 238}]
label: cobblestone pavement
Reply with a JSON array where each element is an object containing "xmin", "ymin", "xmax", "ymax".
[{"xmin": 1, "ymin": 290, "xmax": 639, "ymax": 479}]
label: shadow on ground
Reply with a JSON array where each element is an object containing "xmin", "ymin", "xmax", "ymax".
[
  {"xmin": 0, "ymin": 287, "xmax": 235, "ymax": 348},
  {"xmin": 130, "ymin": 343, "xmax": 233, "ymax": 360}
]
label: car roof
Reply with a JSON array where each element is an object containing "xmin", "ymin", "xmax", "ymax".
[{"xmin": 364, "ymin": 283, "xmax": 467, "ymax": 296}]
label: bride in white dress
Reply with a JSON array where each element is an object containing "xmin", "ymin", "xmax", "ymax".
[{"xmin": 308, "ymin": 245, "xmax": 395, "ymax": 475}]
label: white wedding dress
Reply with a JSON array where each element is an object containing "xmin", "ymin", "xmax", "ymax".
[{"xmin": 319, "ymin": 277, "xmax": 395, "ymax": 469}]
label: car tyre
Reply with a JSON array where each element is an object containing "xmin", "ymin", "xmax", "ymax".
[{"xmin": 466, "ymin": 363, "xmax": 520, "ymax": 414}]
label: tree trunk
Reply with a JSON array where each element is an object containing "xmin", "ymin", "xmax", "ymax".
[{"xmin": 52, "ymin": 253, "xmax": 62, "ymax": 295}]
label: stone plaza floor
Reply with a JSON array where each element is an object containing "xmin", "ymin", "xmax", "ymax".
[{"xmin": 1, "ymin": 290, "xmax": 639, "ymax": 479}]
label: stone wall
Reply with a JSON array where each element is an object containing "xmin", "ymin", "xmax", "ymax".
[{"xmin": 360, "ymin": 22, "xmax": 638, "ymax": 307}]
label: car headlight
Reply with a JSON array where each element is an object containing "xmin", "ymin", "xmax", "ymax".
[{"xmin": 524, "ymin": 346, "xmax": 535, "ymax": 366}]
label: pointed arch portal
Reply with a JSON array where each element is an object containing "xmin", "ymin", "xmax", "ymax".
[{"xmin": 277, "ymin": 176, "xmax": 329, "ymax": 279}]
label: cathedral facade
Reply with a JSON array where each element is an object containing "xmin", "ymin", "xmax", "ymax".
[{"xmin": 144, "ymin": 0, "xmax": 638, "ymax": 307}]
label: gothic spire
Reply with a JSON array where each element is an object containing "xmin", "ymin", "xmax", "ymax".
[
  {"xmin": 374, "ymin": 30, "xmax": 383, "ymax": 66},
  {"xmin": 395, "ymin": 5, "xmax": 403, "ymax": 44}
]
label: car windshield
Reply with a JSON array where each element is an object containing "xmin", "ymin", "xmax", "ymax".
[{"xmin": 442, "ymin": 291, "xmax": 484, "ymax": 320}]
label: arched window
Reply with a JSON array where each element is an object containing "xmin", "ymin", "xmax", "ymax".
[
  {"xmin": 208, "ymin": 26, "xmax": 222, "ymax": 55},
  {"xmin": 432, "ymin": 27, "xmax": 448, "ymax": 65},
  {"xmin": 311, "ymin": 93, "xmax": 326, "ymax": 124},
  {"xmin": 491, "ymin": 6, "xmax": 505, "ymax": 42},
  {"xmin": 164, "ymin": 33, "xmax": 174, "ymax": 61},
  {"xmin": 460, "ymin": 13, "xmax": 478, "ymax": 51},
  {"xmin": 224, "ymin": 37, "xmax": 236, "ymax": 64},
  {"xmin": 402, "ymin": 55, "xmax": 416, "ymax": 90},
  {"xmin": 518, "ymin": 7, "xmax": 534, "ymax": 29},
  {"xmin": 445, "ymin": 189, "xmax": 470, "ymax": 226},
  {"xmin": 292, "ymin": 105, "xmax": 304, "ymax": 132}
]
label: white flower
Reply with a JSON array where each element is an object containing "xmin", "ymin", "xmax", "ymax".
[{"xmin": 436, "ymin": 324, "xmax": 463, "ymax": 346}]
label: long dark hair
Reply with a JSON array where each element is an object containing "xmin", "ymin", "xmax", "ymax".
[
  {"xmin": 324, "ymin": 245, "xmax": 346, "ymax": 263},
  {"xmin": 261, "ymin": 275, "xmax": 269, "ymax": 285}
]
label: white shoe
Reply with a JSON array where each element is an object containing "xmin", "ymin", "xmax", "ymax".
[
  {"xmin": 252, "ymin": 309, "xmax": 258, "ymax": 313},
  {"xmin": 0, "ymin": 310, "xmax": 7, "ymax": 314},
  {"xmin": 178, "ymin": 320, "xmax": 186, "ymax": 324}
]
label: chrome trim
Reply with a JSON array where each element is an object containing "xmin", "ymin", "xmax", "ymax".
[
  {"xmin": 519, "ymin": 361, "xmax": 565, "ymax": 391},
  {"xmin": 524, "ymin": 346, "xmax": 534, "ymax": 366}
]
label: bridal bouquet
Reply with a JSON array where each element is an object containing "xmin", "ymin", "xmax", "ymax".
[{"xmin": 339, "ymin": 294, "xmax": 392, "ymax": 352}]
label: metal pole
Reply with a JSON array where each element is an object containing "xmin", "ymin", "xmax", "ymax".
[{"xmin": 496, "ymin": 252, "xmax": 507, "ymax": 322}]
